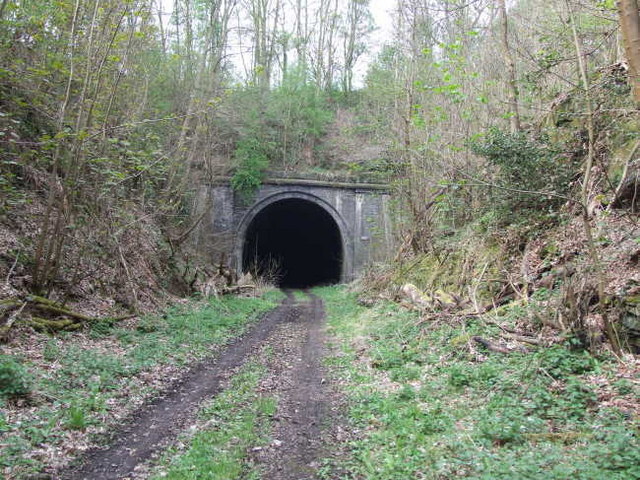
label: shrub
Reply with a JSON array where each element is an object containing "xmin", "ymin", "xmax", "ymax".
[
  {"xmin": 0, "ymin": 356, "xmax": 32, "ymax": 399},
  {"xmin": 230, "ymin": 137, "xmax": 270, "ymax": 200},
  {"xmin": 469, "ymin": 128, "xmax": 575, "ymax": 225}
]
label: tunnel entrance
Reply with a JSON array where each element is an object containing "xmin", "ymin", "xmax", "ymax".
[{"xmin": 242, "ymin": 198, "xmax": 343, "ymax": 288}]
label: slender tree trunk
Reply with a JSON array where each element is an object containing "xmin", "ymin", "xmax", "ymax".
[
  {"xmin": 102, "ymin": 8, "xmax": 138, "ymax": 136},
  {"xmin": 343, "ymin": 0, "xmax": 358, "ymax": 92},
  {"xmin": 567, "ymin": 0, "xmax": 621, "ymax": 354},
  {"xmin": 295, "ymin": 0, "xmax": 305, "ymax": 67},
  {"xmin": 184, "ymin": 0, "xmax": 195, "ymax": 81},
  {"xmin": 265, "ymin": 0, "xmax": 281, "ymax": 87},
  {"xmin": 324, "ymin": 0, "xmax": 339, "ymax": 89},
  {"xmin": 155, "ymin": 0, "xmax": 167, "ymax": 55},
  {"xmin": 497, "ymin": 0, "xmax": 521, "ymax": 132},
  {"xmin": 32, "ymin": 0, "xmax": 82, "ymax": 293},
  {"xmin": 0, "ymin": 0, "xmax": 10, "ymax": 21},
  {"xmin": 617, "ymin": 0, "xmax": 640, "ymax": 103}
]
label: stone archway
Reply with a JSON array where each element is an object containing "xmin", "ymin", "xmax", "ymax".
[{"xmin": 235, "ymin": 191, "xmax": 353, "ymax": 286}]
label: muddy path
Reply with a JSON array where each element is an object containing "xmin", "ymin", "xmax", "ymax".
[
  {"xmin": 249, "ymin": 292, "xmax": 330, "ymax": 480},
  {"xmin": 64, "ymin": 290, "xmax": 332, "ymax": 480}
]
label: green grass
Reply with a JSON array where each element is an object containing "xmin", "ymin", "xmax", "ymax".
[
  {"xmin": 315, "ymin": 285, "xmax": 640, "ymax": 480},
  {"xmin": 149, "ymin": 361, "xmax": 275, "ymax": 480},
  {"xmin": 291, "ymin": 290, "xmax": 309, "ymax": 302},
  {"xmin": 0, "ymin": 291, "xmax": 284, "ymax": 478}
]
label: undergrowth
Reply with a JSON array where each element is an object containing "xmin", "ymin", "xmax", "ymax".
[
  {"xmin": 0, "ymin": 290, "xmax": 283, "ymax": 478},
  {"xmin": 317, "ymin": 286, "xmax": 640, "ymax": 480},
  {"xmin": 0, "ymin": 357, "xmax": 31, "ymax": 400}
]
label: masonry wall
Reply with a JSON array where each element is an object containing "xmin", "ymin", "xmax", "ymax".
[{"xmin": 192, "ymin": 180, "xmax": 393, "ymax": 282}]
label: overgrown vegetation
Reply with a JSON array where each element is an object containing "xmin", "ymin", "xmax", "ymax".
[
  {"xmin": 468, "ymin": 128, "xmax": 574, "ymax": 225},
  {"xmin": 1, "ymin": 0, "xmax": 640, "ymax": 476},
  {"xmin": 318, "ymin": 286, "xmax": 640, "ymax": 479}
]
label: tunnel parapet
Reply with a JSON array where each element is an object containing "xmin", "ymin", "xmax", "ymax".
[{"xmin": 192, "ymin": 178, "xmax": 393, "ymax": 284}]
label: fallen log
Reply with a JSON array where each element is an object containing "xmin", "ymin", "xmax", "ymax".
[
  {"xmin": 501, "ymin": 332, "xmax": 564, "ymax": 346},
  {"xmin": 478, "ymin": 293, "xmax": 518, "ymax": 314},
  {"xmin": 30, "ymin": 316, "xmax": 82, "ymax": 332},
  {"xmin": 0, "ymin": 302, "xmax": 27, "ymax": 341},
  {"xmin": 222, "ymin": 285, "xmax": 256, "ymax": 295},
  {"xmin": 1, "ymin": 295, "xmax": 138, "ymax": 336},
  {"xmin": 27, "ymin": 295, "xmax": 96, "ymax": 322},
  {"xmin": 472, "ymin": 336, "xmax": 515, "ymax": 354},
  {"xmin": 0, "ymin": 297, "xmax": 22, "ymax": 308},
  {"xmin": 505, "ymin": 333, "xmax": 543, "ymax": 345}
]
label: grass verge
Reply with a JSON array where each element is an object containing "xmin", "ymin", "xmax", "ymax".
[
  {"xmin": 316, "ymin": 285, "xmax": 640, "ymax": 480},
  {"xmin": 0, "ymin": 290, "xmax": 284, "ymax": 478}
]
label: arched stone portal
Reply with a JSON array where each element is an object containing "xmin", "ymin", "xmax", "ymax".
[
  {"xmin": 235, "ymin": 192, "xmax": 353, "ymax": 287},
  {"xmin": 193, "ymin": 178, "xmax": 392, "ymax": 286}
]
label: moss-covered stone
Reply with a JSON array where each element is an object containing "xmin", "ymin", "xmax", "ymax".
[
  {"xmin": 614, "ymin": 294, "xmax": 640, "ymax": 352},
  {"xmin": 399, "ymin": 236, "xmax": 503, "ymax": 304}
]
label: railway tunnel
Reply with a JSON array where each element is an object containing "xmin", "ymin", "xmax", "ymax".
[{"xmin": 241, "ymin": 198, "xmax": 343, "ymax": 288}]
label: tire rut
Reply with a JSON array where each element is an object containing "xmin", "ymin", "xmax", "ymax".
[
  {"xmin": 251, "ymin": 291, "xmax": 329, "ymax": 480},
  {"xmin": 64, "ymin": 291, "xmax": 300, "ymax": 480}
]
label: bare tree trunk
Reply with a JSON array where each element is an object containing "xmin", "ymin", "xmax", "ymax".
[
  {"xmin": 155, "ymin": 0, "xmax": 167, "ymax": 55},
  {"xmin": 617, "ymin": 0, "xmax": 640, "ymax": 103},
  {"xmin": 265, "ymin": 0, "xmax": 281, "ymax": 87},
  {"xmin": 342, "ymin": 0, "xmax": 362, "ymax": 92},
  {"xmin": 324, "ymin": 0, "xmax": 339, "ymax": 89},
  {"xmin": 498, "ymin": 0, "xmax": 521, "ymax": 132},
  {"xmin": 0, "ymin": 0, "xmax": 9, "ymax": 21},
  {"xmin": 567, "ymin": 0, "xmax": 621, "ymax": 354},
  {"xmin": 32, "ymin": 0, "xmax": 82, "ymax": 293},
  {"xmin": 102, "ymin": 8, "xmax": 138, "ymax": 136},
  {"xmin": 184, "ymin": 0, "xmax": 194, "ymax": 78},
  {"xmin": 294, "ymin": 0, "xmax": 309, "ymax": 68}
]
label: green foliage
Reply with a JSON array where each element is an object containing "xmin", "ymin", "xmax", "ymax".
[
  {"xmin": 230, "ymin": 137, "xmax": 270, "ymax": 199},
  {"xmin": 65, "ymin": 405, "xmax": 88, "ymax": 431},
  {"xmin": 228, "ymin": 72, "xmax": 334, "ymax": 177},
  {"xmin": 89, "ymin": 318, "xmax": 120, "ymax": 338},
  {"xmin": 136, "ymin": 317, "xmax": 164, "ymax": 333},
  {"xmin": 447, "ymin": 364, "xmax": 473, "ymax": 387},
  {"xmin": 469, "ymin": 127, "xmax": 574, "ymax": 225},
  {"xmin": 269, "ymin": 69, "xmax": 334, "ymax": 141},
  {"xmin": 539, "ymin": 345, "xmax": 598, "ymax": 378},
  {"xmin": 317, "ymin": 286, "xmax": 640, "ymax": 480},
  {"xmin": 0, "ymin": 355, "xmax": 32, "ymax": 399}
]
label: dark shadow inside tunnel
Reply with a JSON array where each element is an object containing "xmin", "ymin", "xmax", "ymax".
[{"xmin": 242, "ymin": 198, "xmax": 343, "ymax": 288}]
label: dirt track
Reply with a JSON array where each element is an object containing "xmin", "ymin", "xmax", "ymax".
[{"xmin": 64, "ymin": 290, "xmax": 331, "ymax": 480}]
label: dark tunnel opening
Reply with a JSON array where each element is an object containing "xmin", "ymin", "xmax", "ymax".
[{"xmin": 242, "ymin": 198, "xmax": 343, "ymax": 288}]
